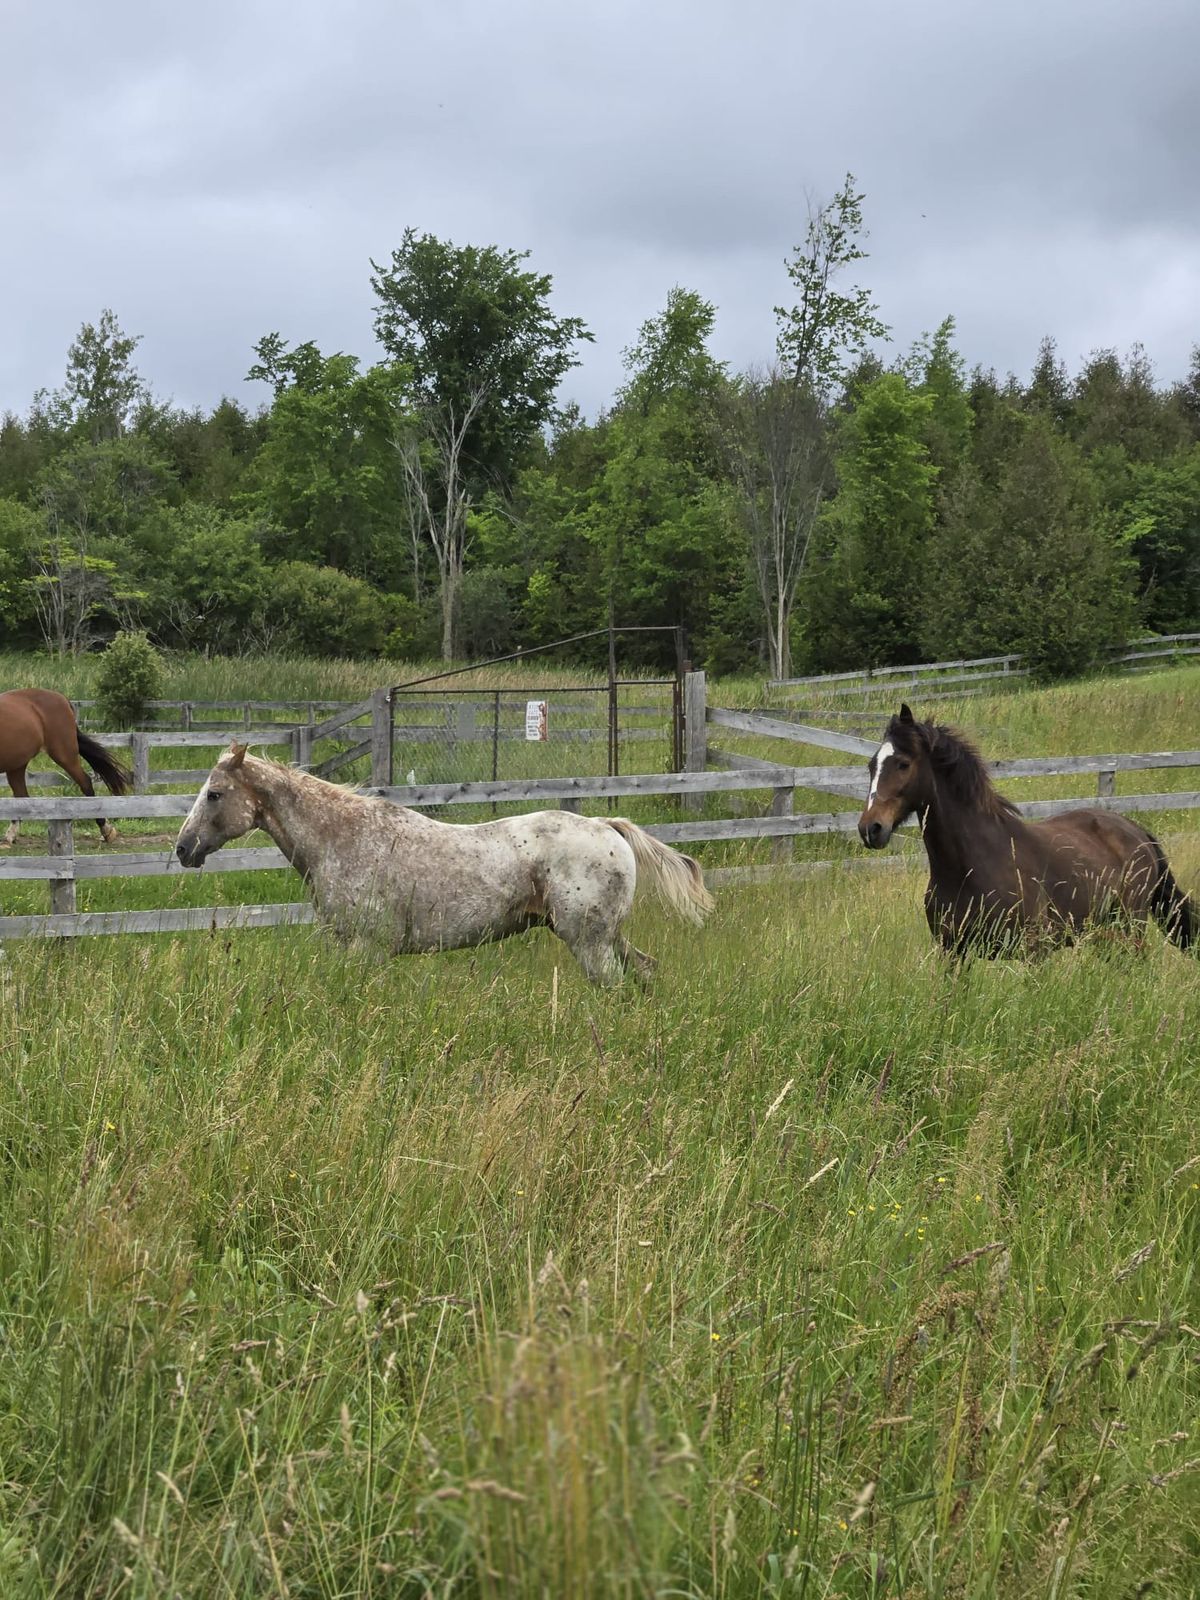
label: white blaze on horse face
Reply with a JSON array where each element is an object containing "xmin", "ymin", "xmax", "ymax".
[
  {"xmin": 181, "ymin": 777, "xmax": 210, "ymax": 836},
  {"xmin": 868, "ymin": 740, "xmax": 895, "ymax": 805}
]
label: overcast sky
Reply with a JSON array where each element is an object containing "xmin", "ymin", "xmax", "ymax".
[{"xmin": 4, "ymin": 0, "xmax": 1198, "ymax": 422}]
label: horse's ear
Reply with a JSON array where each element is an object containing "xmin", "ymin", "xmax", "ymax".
[
  {"xmin": 899, "ymin": 703, "xmax": 914, "ymax": 724},
  {"xmin": 227, "ymin": 742, "xmax": 248, "ymax": 768}
]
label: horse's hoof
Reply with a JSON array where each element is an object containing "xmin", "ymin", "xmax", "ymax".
[{"xmin": 101, "ymin": 826, "xmax": 119, "ymax": 845}]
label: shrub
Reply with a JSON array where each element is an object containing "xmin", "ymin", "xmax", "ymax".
[
  {"xmin": 96, "ymin": 630, "xmax": 164, "ymax": 727},
  {"xmin": 260, "ymin": 562, "xmax": 386, "ymax": 657}
]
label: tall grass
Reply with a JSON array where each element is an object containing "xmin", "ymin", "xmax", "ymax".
[{"xmin": 0, "ymin": 855, "xmax": 1198, "ymax": 1596}]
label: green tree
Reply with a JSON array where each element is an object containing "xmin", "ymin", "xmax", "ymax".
[
  {"xmin": 583, "ymin": 290, "xmax": 740, "ymax": 667},
  {"xmin": 1122, "ymin": 447, "xmax": 1200, "ymax": 631},
  {"xmin": 921, "ymin": 416, "xmax": 1136, "ymax": 677},
  {"xmin": 0, "ymin": 497, "xmax": 41, "ymax": 639},
  {"xmin": 31, "ymin": 437, "xmax": 172, "ymax": 652},
  {"xmin": 799, "ymin": 373, "xmax": 937, "ymax": 670},
  {"xmin": 371, "ymin": 231, "xmax": 591, "ymax": 496},
  {"xmin": 371, "ymin": 232, "xmax": 590, "ymax": 657},
  {"xmin": 723, "ymin": 175, "xmax": 888, "ymax": 678},
  {"xmin": 258, "ymin": 562, "xmax": 388, "ymax": 657},
  {"xmin": 47, "ymin": 309, "xmax": 146, "ymax": 442},
  {"xmin": 775, "ymin": 175, "xmax": 889, "ymax": 397},
  {"xmin": 247, "ymin": 347, "xmax": 411, "ymax": 587},
  {"xmin": 147, "ymin": 504, "xmax": 272, "ymax": 651},
  {"xmin": 905, "ymin": 316, "xmax": 972, "ymax": 475}
]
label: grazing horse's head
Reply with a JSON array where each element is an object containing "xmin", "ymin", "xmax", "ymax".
[
  {"xmin": 175, "ymin": 744, "xmax": 260, "ymax": 867},
  {"xmin": 858, "ymin": 704, "xmax": 932, "ymax": 850}
]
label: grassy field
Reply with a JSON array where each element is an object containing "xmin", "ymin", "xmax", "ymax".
[
  {"xmin": 1, "ymin": 864, "xmax": 1198, "ymax": 1598},
  {"xmin": 1, "ymin": 656, "xmax": 1199, "ymax": 1596}
]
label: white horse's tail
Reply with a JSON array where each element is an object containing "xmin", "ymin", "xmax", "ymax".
[{"xmin": 602, "ymin": 818, "xmax": 715, "ymax": 926}]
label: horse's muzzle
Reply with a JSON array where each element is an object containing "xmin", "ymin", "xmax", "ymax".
[
  {"xmin": 858, "ymin": 817, "xmax": 892, "ymax": 849},
  {"xmin": 175, "ymin": 838, "xmax": 206, "ymax": 868}
]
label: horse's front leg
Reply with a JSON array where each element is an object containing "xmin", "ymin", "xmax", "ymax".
[
  {"xmin": 618, "ymin": 936, "xmax": 657, "ymax": 986},
  {"xmin": 3, "ymin": 769, "xmax": 27, "ymax": 847}
]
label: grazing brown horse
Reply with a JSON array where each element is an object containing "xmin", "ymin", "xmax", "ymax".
[
  {"xmin": 858, "ymin": 704, "xmax": 1193, "ymax": 955},
  {"xmin": 0, "ymin": 688, "xmax": 131, "ymax": 846}
]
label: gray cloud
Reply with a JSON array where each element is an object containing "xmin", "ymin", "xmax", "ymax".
[{"xmin": 3, "ymin": 0, "xmax": 1198, "ymax": 424}]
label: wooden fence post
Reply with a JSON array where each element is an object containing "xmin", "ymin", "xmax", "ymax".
[
  {"xmin": 47, "ymin": 820, "xmax": 76, "ymax": 917},
  {"xmin": 370, "ymin": 689, "xmax": 393, "ymax": 786},
  {"xmin": 292, "ymin": 723, "xmax": 314, "ymax": 769},
  {"xmin": 130, "ymin": 732, "xmax": 151, "ymax": 794},
  {"xmin": 683, "ymin": 671, "xmax": 706, "ymax": 812},
  {"xmin": 770, "ymin": 784, "xmax": 795, "ymax": 864},
  {"xmin": 1098, "ymin": 769, "xmax": 1116, "ymax": 798}
]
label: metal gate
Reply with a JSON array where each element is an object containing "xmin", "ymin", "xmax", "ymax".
[
  {"xmin": 385, "ymin": 629, "xmax": 686, "ymax": 788},
  {"xmin": 388, "ymin": 679, "xmax": 681, "ymax": 788}
]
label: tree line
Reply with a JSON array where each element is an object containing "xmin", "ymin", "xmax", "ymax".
[{"xmin": 2, "ymin": 178, "xmax": 1198, "ymax": 679}]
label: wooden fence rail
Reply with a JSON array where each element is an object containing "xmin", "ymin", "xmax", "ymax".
[
  {"xmin": 3, "ymin": 748, "xmax": 1200, "ymax": 940},
  {"xmin": 768, "ymin": 633, "xmax": 1200, "ymax": 696}
]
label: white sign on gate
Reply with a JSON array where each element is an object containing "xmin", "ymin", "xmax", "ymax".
[{"xmin": 525, "ymin": 700, "xmax": 548, "ymax": 741}]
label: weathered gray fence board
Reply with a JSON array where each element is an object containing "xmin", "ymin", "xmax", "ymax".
[
  {"xmin": 707, "ymin": 747, "xmax": 866, "ymax": 796},
  {"xmin": 0, "ymin": 903, "xmax": 315, "ymax": 940},
  {"xmin": 706, "ymin": 856, "xmax": 914, "ymax": 886},
  {"xmin": 1017, "ymin": 792, "xmax": 1200, "ymax": 819},
  {"xmin": 0, "ymin": 846, "xmax": 288, "ymax": 881},
  {"xmin": 706, "ymin": 707, "xmax": 877, "ymax": 756},
  {"xmin": 312, "ymin": 738, "xmax": 372, "ymax": 778},
  {"xmin": 360, "ymin": 768, "xmax": 792, "ymax": 806},
  {"xmin": 991, "ymin": 752, "xmax": 1200, "ymax": 778},
  {"xmin": 308, "ymin": 699, "xmax": 373, "ymax": 740}
]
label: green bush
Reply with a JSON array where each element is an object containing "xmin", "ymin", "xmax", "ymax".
[
  {"xmin": 96, "ymin": 630, "xmax": 165, "ymax": 727},
  {"xmin": 261, "ymin": 562, "xmax": 386, "ymax": 657}
]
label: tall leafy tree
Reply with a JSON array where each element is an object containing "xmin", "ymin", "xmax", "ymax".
[
  {"xmin": 584, "ymin": 289, "xmax": 737, "ymax": 664},
  {"xmin": 48, "ymin": 309, "xmax": 147, "ymax": 442},
  {"xmin": 723, "ymin": 175, "xmax": 887, "ymax": 677},
  {"xmin": 370, "ymin": 230, "xmax": 591, "ymax": 497},
  {"xmin": 921, "ymin": 415, "xmax": 1136, "ymax": 676},
  {"xmin": 370, "ymin": 232, "xmax": 590, "ymax": 656},
  {"xmin": 799, "ymin": 373, "xmax": 937, "ymax": 670},
  {"xmin": 905, "ymin": 316, "xmax": 972, "ymax": 475},
  {"xmin": 247, "ymin": 344, "xmax": 411, "ymax": 587}
]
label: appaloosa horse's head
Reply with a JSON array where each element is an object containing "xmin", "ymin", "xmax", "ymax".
[
  {"xmin": 857, "ymin": 704, "xmax": 935, "ymax": 849},
  {"xmin": 175, "ymin": 744, "xmax": 261, "ymax": 867}
]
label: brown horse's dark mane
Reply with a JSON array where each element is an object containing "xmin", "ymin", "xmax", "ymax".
[{"xmin": 886, "ymin": 714, "xmax": 1018, "ymax": 820}]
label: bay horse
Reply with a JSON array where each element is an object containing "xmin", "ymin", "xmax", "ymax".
[
  {"xmin": 858, "ymin": 704, "xmax": 1193, "ymax": 955},
  {"xmin": 0, "ymin": 688, "xmax": 132, "ymax": 846},
  {"xmin": 175, "ymin": 745, "xmax": 715, "ymax": 985}
]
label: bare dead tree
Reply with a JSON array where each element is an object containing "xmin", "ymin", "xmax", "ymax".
[
  {"xmin": 718, "ymin": 365, "xmax": 831, "ymax": 679},
  {"xmin": 394, "ymin": 385, "xmax": 487, "ymax": 661}
]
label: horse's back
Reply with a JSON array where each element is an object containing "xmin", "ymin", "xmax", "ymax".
[
  {"xmin": 0, "ymin": 687, "xmax": 74, "ymax": 722},
  {"xmin": 1032, "ymin": 806, "xmax": 1158, "ymax": 873},
  {"xmin": 0, "ymin": 687, "xmax": 75, "ymax": 766}
]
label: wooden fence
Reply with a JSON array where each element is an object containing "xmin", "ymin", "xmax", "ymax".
[
  {"xmin": 767, "ymin": 633, "xmax": 1200, "ymax": 701},
  {"xmin": 4, "ymin": 736, "xmax": 1200, "ymax": 938}
]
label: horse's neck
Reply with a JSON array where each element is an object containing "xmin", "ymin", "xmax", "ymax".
[
  {"xmin": 920, "ymin": 779, "xmax": 1020, "ymax": 891},
  {"xmin": 251, "ymin": 762, "xmax": 362, "ymax": 877}
]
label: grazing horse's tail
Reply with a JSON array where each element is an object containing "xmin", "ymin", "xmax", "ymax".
[
  {"xmin": 1146, "ymin": 832, "xmax": 1194, "ymax": 949},
  {"xmin": 602, "ymin": 818, "xmax": 715, "ymax": 927},
  {"xmin": 75, "ymin": 731, "xmax": 133, "ymax": 795}
]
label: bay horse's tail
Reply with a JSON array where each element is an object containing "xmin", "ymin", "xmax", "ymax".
[
  {"xmin": 75, "ymin": 730, "xmax": 133, "ymax": 795},
  {"xmin": 1146, "ymin": 832, "xmax": 1194, "ymax": 949},
  {"xmin": 602, "ymin": 818, "xmax": 715, "ymax": 926}
]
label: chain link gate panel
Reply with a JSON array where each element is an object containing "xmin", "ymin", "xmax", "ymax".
[{"xmin": 388, "ymin": 679, "xmax": 681, "ymax": 792}]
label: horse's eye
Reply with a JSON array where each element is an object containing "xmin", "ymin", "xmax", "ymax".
[
  {"xmin": 896, "ymin": 760, "xmax": 910, "ymax": 772},
  {"xmin": 207, "ymin": 790, "xmax": 223, "ymax": 802}
]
